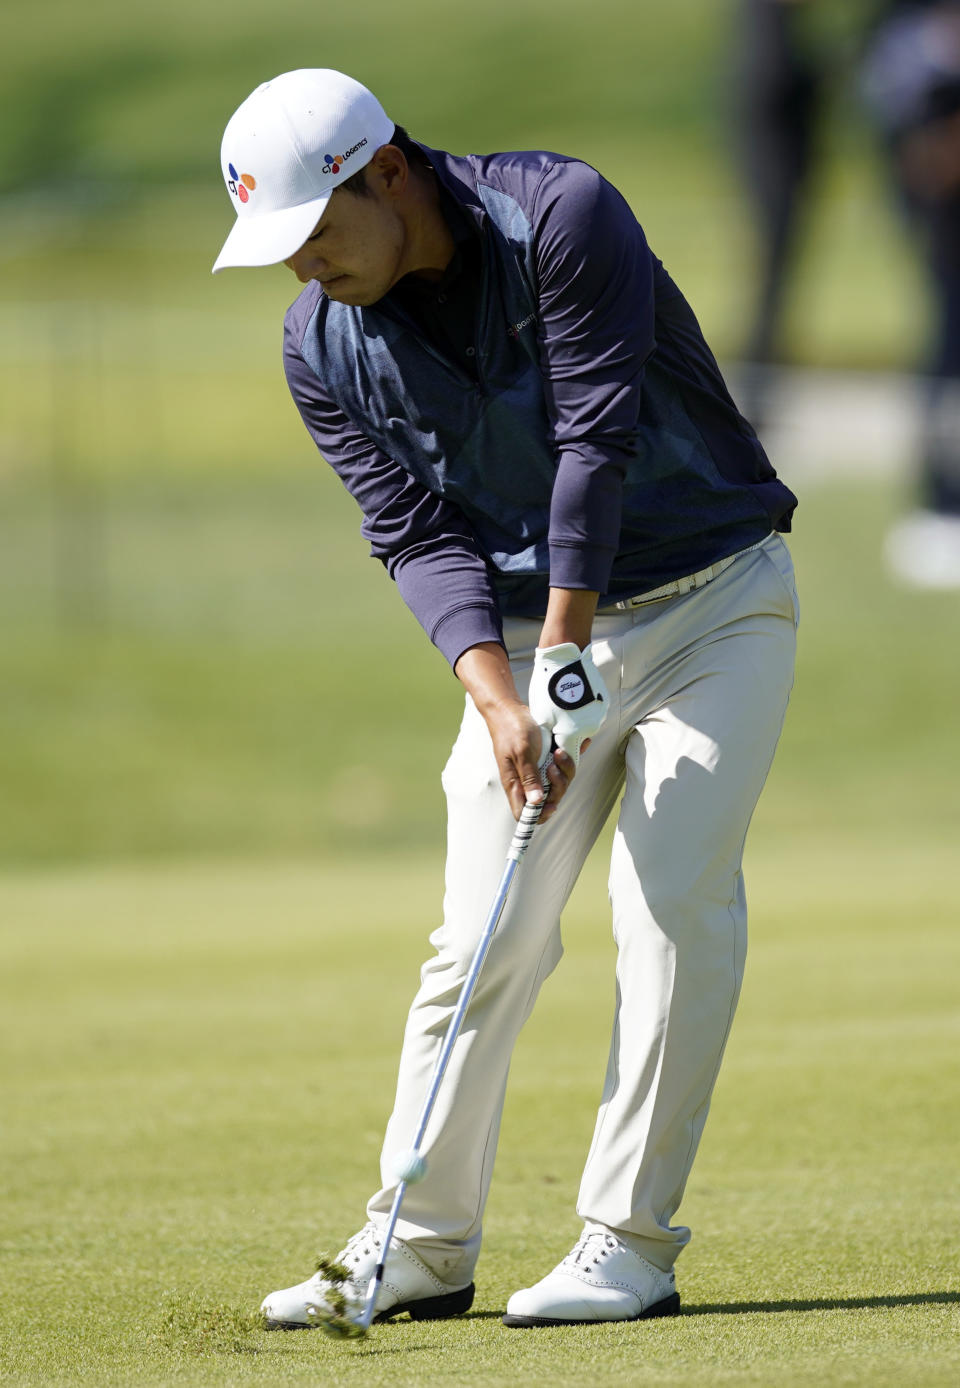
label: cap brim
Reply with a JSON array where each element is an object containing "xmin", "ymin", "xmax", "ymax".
[{"xmin": 212, "ymin": 191, "xmax": 332, "ymax": 273}]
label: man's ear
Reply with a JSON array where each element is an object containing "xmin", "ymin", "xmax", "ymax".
[{"xmin": 368, "ymin": 144, "xmax": 409, "ymax": 197}]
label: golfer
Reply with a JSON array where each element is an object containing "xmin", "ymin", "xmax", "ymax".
[{"xmin": 214, "ymin": 69, "xmax": 799, "ymax": 1328}]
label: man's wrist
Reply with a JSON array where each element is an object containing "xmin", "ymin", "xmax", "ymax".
[
  {"xmin": 454, "ymin": 641, "xmax": 523, "ymax": 717},
  {"xmin": 539, "ymin": 587, "xmax": 599, "ymax": 652}
]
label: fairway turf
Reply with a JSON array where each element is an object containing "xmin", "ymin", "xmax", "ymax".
[
  {"xmin": 4, "ymin": 3, "xmax": 958, "ymax": 1379},
  {"xmin": 1, "ymin": 482, "xmax": 959, "ymax": 1384},
  {"xmin": 1, "ymin": 839, "xmax": 958, "ymax": 1386}
]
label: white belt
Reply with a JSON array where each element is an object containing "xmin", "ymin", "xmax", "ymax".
[{"xmin": 599, "ymin": 536, "xmax": 771, "ymax": 613}]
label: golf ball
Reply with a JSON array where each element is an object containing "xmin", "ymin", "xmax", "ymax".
[{"xmin": 393, "ymin": 1148, "xmax": 428, "ymax": 1183}]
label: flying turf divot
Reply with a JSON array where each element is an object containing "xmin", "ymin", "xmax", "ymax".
[{"xmin": 306, "ymin": 1254, "xmax": 368, "ymax": 1340}]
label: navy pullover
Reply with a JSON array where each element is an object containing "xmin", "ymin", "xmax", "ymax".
[{"xmin": 283, "ymin": 145, "xmax": 797, "ymax": 667}]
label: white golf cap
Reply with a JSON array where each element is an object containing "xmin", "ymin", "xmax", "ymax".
[{"xmin": 212, "ymin": 69, "xmax": 395, "ymax": 273}]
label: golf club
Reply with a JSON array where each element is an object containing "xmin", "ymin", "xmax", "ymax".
[{"xmin": 322, "ymin": 786, "xmax": 547, "ymax": 1337}]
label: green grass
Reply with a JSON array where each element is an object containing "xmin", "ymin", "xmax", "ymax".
[
  {"xmin": 1, "ymin": 480, "xmax": 960, "ymax": 1382},
  {"xmin": 0, "ymin": 0, "xmax": 789, "ymax": 191},
  {"xmin": 0, "ymin": 0, "xmax": 934, "ymax": 495},
  {"xmin": 2, "ymin": 7, "xmax": 959, "ymax": 1375},
  {"xmin": 0, "ymin": 478, "xmax": 957, "ymax": 863},
  {"xmin": 1, "ymin": 836, "xmax": 957, "ymax": 1385}
]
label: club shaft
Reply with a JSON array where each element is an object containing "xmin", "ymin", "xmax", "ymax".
[{"xmin": 359, "ymin": 797, "xmax": 544, "ymax": 1328}]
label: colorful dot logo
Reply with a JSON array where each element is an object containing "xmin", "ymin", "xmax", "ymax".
[
  {"xmin": 227, "ymin": 163, "xmax": 257, "ymax": 203},
  {"xmin": 323, "ymin": 153, "xmax": 344, "ymax": 176}
]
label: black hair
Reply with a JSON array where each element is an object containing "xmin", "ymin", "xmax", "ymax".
[{"xmin": 339, "ymin": 124, "xmax": 431, "ymax": 195}]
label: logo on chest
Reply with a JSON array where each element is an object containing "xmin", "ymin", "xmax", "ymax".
[{"xmin": 507, "ymin": 313, "xmax": 537, "ymax": 340}]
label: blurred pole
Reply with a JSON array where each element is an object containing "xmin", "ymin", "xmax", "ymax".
[{"xmin": 49, "ymin": 302, "xmax": 109, "ymax": 629}]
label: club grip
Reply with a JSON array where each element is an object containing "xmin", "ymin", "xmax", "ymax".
[{"xmin": 507, "ymin": 797, "xmax": 544, "ymax": 862}]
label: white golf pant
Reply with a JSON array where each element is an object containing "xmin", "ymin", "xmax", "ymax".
[{"xmin": 367, "ymin": 533, "xmax": 798, "ymax": 1284}]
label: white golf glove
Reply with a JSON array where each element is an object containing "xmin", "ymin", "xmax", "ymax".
[{"xmin": 528, "ymin": 642, "xmax": 609, "ymax": 769}]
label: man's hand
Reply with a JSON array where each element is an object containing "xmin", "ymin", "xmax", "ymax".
[
  {"xmin": 484, "ymin": 696, "xmax": 576, "ymax": 822},
  {"xmin": 454, "ymin": 643, "xmax": 576, "ymax": 822},
  {"xmin": 528, "ymin": 642, "xmax": 609, "ymax": 768}
]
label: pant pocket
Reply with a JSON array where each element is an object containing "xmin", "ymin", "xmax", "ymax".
[{"xmin": 758, "ymin": 534, "xmax": 800, "ymax": 629}]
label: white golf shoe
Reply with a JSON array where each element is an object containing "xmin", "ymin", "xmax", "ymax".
[
  {"xmin": 503, "ymin": 1227, "xmax": 680, "ymax": 1327},
  {"xmin": 260, "ymin": 1221, "xmax": 475, "ymax": 1328}
]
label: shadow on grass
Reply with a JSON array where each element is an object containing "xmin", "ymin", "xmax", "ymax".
[
  {"xmin": 243, "ymin": 1293, "xmax": 960, "ymax": 1351},
  {"xmin": 683, "ymin": 1292, "xmax": 960, "ymax": 1316},
  {"xmin": 364, "ymin": 1294, "xmax": 960, "ymax": 1331}
]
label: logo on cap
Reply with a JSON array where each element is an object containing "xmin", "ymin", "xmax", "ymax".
[
  {"xmin": 322, "ymin": 138, "xmax": 369, "ymax": 177},
  {"xmin": 227, "ymin": 163, "xmax": 257, "ymax": 203}
]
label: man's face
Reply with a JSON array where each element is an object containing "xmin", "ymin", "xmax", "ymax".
[{"xmin": 284, "ymin": 175, "xmax": 406, "ymax": 306}]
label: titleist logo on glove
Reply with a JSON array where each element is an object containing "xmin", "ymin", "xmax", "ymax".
[
  {"xmin": 549, "ymin": 660, "xmax": 595, "ymax": 709},
  {"xmin": 528, "ymin": 642, "xmax": 609, "ymax": 768}
]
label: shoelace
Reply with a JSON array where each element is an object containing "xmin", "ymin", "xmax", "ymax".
[
  {"xmin": 339, "ymin": 1223, "xmax": 383, "ymax": 1275},
  {"xmin": 308, "ymin": 1223, "xmax": 384, "ymax": 1293},
  {"xmin": 565, "ymin": 1231, "xmax": 620, "ymax": 1272}
]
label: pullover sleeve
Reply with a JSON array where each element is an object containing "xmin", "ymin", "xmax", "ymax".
[
  {"xmin": 284, "ymin": 323, "xmax": 503, "ymax": 668},
  {"xmin": 532, "ymin": 160, "xmax": 656, "ymax": 593}
]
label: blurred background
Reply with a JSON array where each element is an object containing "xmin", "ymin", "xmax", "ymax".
[
  {"xmin": 0, "ymin": 0, "xmax": 957, "ymax": 867},
  {"xmin": 3, "ymin": 4, "xmax": 959, "ymax": 1378}
]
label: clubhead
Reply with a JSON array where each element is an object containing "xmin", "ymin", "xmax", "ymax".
[
  {"xmin": 303, "ymin": 1252, "xmax": 368, "ymax": 1336},
  {"xmin": 315, "ymin": 1310, "xmax": 368, "ymax": 1339}
]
